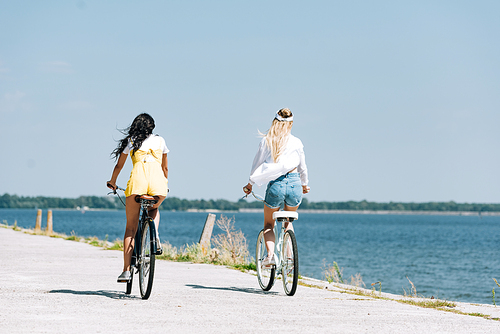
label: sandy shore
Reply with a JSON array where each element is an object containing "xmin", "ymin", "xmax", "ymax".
[{"xmin": 1, "ymin": 227, "xmax": 499, "ymax": 333}]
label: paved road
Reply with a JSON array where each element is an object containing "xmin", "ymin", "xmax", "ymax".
[{"xmin": 1, "ymin": 227, "xmax": 499, "ymax": 333}]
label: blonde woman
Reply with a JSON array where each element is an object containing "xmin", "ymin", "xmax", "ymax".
[{"xmin": 243, "ymin": 108, "xmax": 310, "ymax": 268}]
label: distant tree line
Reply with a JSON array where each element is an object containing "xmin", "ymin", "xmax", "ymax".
[
  {"xmin": 0, "ymin": 193, "xmax": 119, "ymax": 209},
  {"xmin": 1, "ymin": 193, "xmax": 499, "ymax": 212},
  {"xmin": 298, "ymin": 198, "xmax": 500, "ymax": 212}
]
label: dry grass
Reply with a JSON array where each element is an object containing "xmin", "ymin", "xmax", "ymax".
[
  {"xmin": 65, "ymin": 231, "xmax": 81, "ymax": 242},
  {"xmin": 210, "ymin": 215, "xmax": 250, "ymax": 266},
  {"xmin": 323, "ymin": 261, "xmax": 365, "ymax": 288},
  {"xmin": 106, "ymin": 239, "xmax": 123, "ymax": 251},
  {"xmin": 399, "ymin": 298, "xmax": 456, "ymax": 309},
  {"xmin": 324, "ymin": 261, "xmax": 344, "ymax": 284},
  {"xmin": 349, "ymin": 273, "xmax": 366, "ymax": 288},
  {"xmin": 157, "ymin": 215, "xmax": 251, "ymax": 267},
  {"xmin": 493, "ymin": 278, "xmax": 500, "ymax": 306},
  {"xmin": 371, "ymin": 281, "xmax": 382, "ymax": 294},
  {"xmin": 403, "ymin": 276, "xmax": 420, "ymax": 298},
  {"xmin": 157, "ymin": 242, "xmax": 207, "ymax": 263}
]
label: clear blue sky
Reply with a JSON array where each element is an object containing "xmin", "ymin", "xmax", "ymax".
[{"xmin": 1, "ymin": 1, "xmax": 498, "ymax": 203}]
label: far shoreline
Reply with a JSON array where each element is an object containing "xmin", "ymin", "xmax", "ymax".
[
  {"xmin": 2, "ymin": 207, "xmax": 500, "ymax": 216},
  {"xmin": 207, "ymin": 208, "xmax": 500, "ymax": 216}
]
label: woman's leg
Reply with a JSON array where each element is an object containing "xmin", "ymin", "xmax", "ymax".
[
  {"xmin": 283, "ymin": 203, "xmax": 299, "ymax": 232},
  {"xmin": 282, "ymin": 204, "xmax": 299, "ymax": 258},
  {"xmin": 263, "ymin": 205, "xmax": 280, "ymax": 257},
  {"xmin": 147, "ymin": 195, "xmax": 166, "ymax": 233},
  {"xmin": 123, "ymin": 195, "xmax": 141, "ymax": 272}
]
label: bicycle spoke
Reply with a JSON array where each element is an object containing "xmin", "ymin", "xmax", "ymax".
[
  {"xmin": 256, "ymin": 229, "xmax": 275, "ymax": 291},
  {"xmin": 142, "ymin": 263, "xmax": 150, "ymax": 276}
]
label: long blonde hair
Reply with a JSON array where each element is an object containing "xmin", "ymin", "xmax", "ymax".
[{"xmin": 260, "ymin": 108, "xmax": 293, "ymax": 162}]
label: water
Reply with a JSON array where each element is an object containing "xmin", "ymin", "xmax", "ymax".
[{"xmin": 2, "ymin": 208, "xmax": 500, "ymax": 305}]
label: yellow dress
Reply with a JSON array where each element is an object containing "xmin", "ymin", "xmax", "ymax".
[{"xmin": 125, "ymin": 148, "xmax": 168, "ymax": 197}]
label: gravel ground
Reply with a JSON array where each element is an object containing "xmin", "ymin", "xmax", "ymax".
[{"xmin": 1, "ymin": 227, "xmax": 499, "ymax": 333}]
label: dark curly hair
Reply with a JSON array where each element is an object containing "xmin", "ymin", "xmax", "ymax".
[{"xmin": 111, "ymin": 113, "xmax": 155, "ymax": 160}]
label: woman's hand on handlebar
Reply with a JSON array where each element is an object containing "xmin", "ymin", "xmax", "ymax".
[
  {"xmin": 302, "ymin": 185, "xmax": 310, "ymax": 194},
  {"xmin": 106, "ymin": 181, "xmax": 117, "ymax": 191},
  {"xmin": 243, "ymin": 183, "xmax": 252, "ymax": 195}
]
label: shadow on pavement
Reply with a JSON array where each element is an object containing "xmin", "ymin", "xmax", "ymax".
[
  {"xmin": 48, "ymin": 289, "xmax": 140, "ymax": 300},
  {"xmin": 186, "ymin": 284, "xmax": 279, "ymax": 295}
]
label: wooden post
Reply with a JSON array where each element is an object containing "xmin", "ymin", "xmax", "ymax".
[
  {"xmin": 46, "ymin": 210, "xmax": 53, "ymax": 235},
  {"xmin": 35, "ymin": 209, "xmax": 42, "ymax": 232},
  {"xmin": 199, "ymin": 213, "xmax": 216, "ymax": 256}
]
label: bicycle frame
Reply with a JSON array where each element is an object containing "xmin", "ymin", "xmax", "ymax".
[
  {"xmin": 131, "ymin": 199, "xmax": 159, "ymax": 271},
  {"xmin": 272, "ymin": 220, "xmax": 286, "ymax": 274}
]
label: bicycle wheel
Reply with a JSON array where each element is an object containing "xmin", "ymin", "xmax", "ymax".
[
  {"xmin": 139, "ymin": 217, "xmax": 156, "ymax": 299},
  {"xmin": 282, "ymin": 229, "xmax": 298, "ymax": 296},
  {"xmin": 256, "ymin": 229, "xmax": 275, "ymax": 291}
]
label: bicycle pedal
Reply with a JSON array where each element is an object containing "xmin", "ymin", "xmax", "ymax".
[{"xmin": 155, "ymin": 239, "xmax": 163, "ymax": 255}]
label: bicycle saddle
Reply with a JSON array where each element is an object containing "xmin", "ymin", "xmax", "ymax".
[
  {"xmin": 135, "ymin": 194, "xmax": 159, "ymax": 204},
  {"xmin": 273, "ymin": 211, "xmax": 299, "ymax": 221}
]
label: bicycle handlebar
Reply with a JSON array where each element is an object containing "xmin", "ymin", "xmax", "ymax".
[
  {"xmin": 241, "ymin": 191, "xmax": 266, "ymax": 203},
  {"xmin": 107, "ymin": 184, "xmax": 126, "ymax": 206},
  {"xmin": 107, "ymin": 182, "xmax": 125, "ymax": 194}
]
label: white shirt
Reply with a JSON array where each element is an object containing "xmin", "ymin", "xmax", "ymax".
[
  {"xmin": 249, "ymin": 134, "xmax": 309, "ymax": 187},
  {"xmin": 123, "ymin": 134, "xmax": 169, "ymax": 155}
]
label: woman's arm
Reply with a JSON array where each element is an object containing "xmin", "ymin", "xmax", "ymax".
[
  {"xmin": 297, "ymin": 147, "xmax": 310, "ymax": 194},
  {"xmin": 297, "ymin": 148, "xmax": 309, "ymax": 186},
  {"xmin": 107, "ymin": 153, "xmax": 127, "ymax": 190},
  {"xmin": 161, "ymin": 153, "xmax": 169, "ymax": 179}
]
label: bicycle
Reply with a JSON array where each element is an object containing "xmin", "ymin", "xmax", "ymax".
[
  {"xmin": 243, "ymin": 191, "xmax": 300, "ymax": 296},
  {"xmin": 108, "ymin": 186, "xmax": 160, "ymax": 300}
]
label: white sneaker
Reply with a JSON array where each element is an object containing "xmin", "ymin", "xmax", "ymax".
[
  {"xmin": 117, "ymin": 271, "xmax": 131, "ymax": 283},
  {"xmin": 261, "ymin": 254, "xmax": 275, "ymax": 269}
]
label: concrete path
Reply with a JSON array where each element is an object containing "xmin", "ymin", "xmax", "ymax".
[{"xmin": 1, "ymin": 227, "xmax": 499, "ymax": 333}]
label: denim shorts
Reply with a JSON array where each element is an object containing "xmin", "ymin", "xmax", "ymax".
[{"xmin": 265, "ymin": 173, "xmax": 302, "ymax": 209}]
